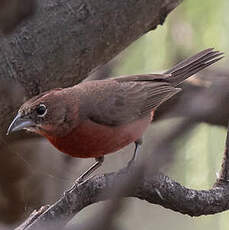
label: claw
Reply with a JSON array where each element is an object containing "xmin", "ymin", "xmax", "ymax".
[{"xmin": 64, "ymin": 181, "xmax": 80, "ymax": 196}]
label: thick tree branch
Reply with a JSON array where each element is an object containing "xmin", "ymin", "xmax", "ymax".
[
  {"xmin": 15, "ymin": 171, "xmax": 229, "ymax": 230},
  {"xmin": 15, "ymin": 120, "xmax": 229, "ymax": 230}
]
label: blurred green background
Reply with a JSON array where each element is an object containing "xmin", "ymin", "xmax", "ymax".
[{"xmin": 110, "ymin": 0, "xmax": 228, "ymax": 229}]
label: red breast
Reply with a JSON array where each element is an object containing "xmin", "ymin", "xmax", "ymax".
[{"xmin": 44, "ymin": 114, "xmax": 152, "ymax": 158}]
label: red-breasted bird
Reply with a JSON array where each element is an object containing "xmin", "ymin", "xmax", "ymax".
[{"xmin": 7, "ymin": 49, "xmax": 223, "ymax": 184}]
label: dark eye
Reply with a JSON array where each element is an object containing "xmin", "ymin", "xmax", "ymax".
[{"xmin": 36, "ymin": 104, "xmax": 47, "ymax": 117}]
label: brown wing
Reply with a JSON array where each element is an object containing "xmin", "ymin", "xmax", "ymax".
[
  {"xmin": 82, "ymin": 49, "xmax": 223, "ymax": 126},
  {"xmin": 82, "ymin": 75, "xmax": 179, "ymax": 126}
]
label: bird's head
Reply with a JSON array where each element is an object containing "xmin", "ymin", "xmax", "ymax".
[{"xmin": 7, "ymin": 88, "xmax": 78, "ymax": 137}]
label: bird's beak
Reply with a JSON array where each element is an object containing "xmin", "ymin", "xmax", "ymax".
[{"xmin": 7, "ymin": 113, "xmax": 35, "ymax": 135}]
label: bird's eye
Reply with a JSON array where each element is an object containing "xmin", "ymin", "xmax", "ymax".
[{"xmin": 36, "ymin": 104, "xmax": 47, "ymax": 117}]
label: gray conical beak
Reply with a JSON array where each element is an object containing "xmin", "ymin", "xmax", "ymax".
[{"xmin": 7, "ymin": 113, "xmax": 35, "ymax": 135}]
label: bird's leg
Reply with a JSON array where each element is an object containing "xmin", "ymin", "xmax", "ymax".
[
  {"xmin": 65, "ymin": 156, "xmax": 104, "ymax": 195},
  {"xmin": 127, "ymin": 138, "xmax": 142, "ymax": 168},
  {"xmin": 76, "ymin": 156, "xmax": 104, "ymax": 184}
]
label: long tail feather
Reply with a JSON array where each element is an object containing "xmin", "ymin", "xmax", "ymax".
[{"xmin": 165, "ymin": 48, "xmax": 224, "ymax": 86}]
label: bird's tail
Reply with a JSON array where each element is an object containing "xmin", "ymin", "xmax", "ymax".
[{"xmin": 165, "ymin": 48, "xmax": 223, "ymax": 86}]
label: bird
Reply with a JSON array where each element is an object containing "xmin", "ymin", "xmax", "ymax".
[{"xmin": 7, "ymin": 48, "xmax": 223, "ymax": 185}]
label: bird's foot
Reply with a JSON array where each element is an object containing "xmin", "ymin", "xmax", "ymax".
[
  {"xmin": 126, "ymin": 140, "xmax": 141, "ymax": 169},
  {"xmin": 64, "ymin": 157, "xmax": 104, "ymax": 197},
  {"xmin": 63, "ymin": 183, "xmax": 78, "ymax": 196},
  {"xmin": 63, "ymin": 177, "xmax": 84, "ymax": 196},
  {"xmin": 118, "ymin": 159, "xmax": 137, "ymax": 175},
  {"xmin": 127, "ymin": 158, "xmax": 137, "ymax": 169},
  {"xmin": 64, "ymin": 174, "xmax": 95, "ymax": 197}
]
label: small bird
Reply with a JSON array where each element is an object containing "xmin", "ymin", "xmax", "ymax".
[{"xmin": 7, "ymin": 49, "xmax": 223, "ymax": 184}]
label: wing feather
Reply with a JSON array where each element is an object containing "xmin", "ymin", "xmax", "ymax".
[
  {"xmin": 83, "ymin": 75, "xmax": 179, "ymax": 126},
  {"xmin": 82, "ymin": 49, "xmax": 223, "ymax": 126}
]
